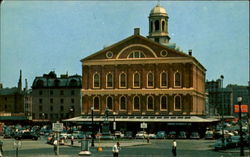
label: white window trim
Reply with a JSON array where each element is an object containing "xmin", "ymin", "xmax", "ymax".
[
  {"xmin": 106, "ymin": 96, "xmax": 113, "ymax": 111},
  {"xmin": 127, "ymin": 50, "xmax": 146, "ymax": 59},
  {"xmin": 147, "ymin": 95, "xmax": 154, "ymax": 111},
  {"xmin": 119, "ymin": 72, "xmax": 127, "ymax": 88},
  {"xmin": 160, "ymin": 71, "xmax": 168, "ymax": 88},
  {"xmin": 93, "ymin": 96, "xmax": 100, "ymax": 111},
  {"xmin": 174, "ymin": 71, "xmax": 182, "ymax": 88},
  {"xmin": 106, "ymin": 72, "xmax": 113, "ymax": 88},
  {"xmin": 174, "ymin": 95, "xmax": 182, "ymax": 111},
  {"xmin": 119, "ymin": 96, "xmax": 127, "ymax": 111},
  {"xmin": 133, "ymin": 96, "xmax": 140, "ymax": 111},
  {"xmin": 147, "ymin": 71, "xmax": 154, "ymax": 88},
  {"xmin": 160, "ymin": 95, "xmax": 168, "ymax": 111},
  {"xmin": 93, "ymin": 72, "xmax": 100, "ymax": 89},
  {"xmin": 133, "ymin": 72, "xmax": 140, "ymax": 88}
]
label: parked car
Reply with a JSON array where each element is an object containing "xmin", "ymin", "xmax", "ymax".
[
  {"xmin": 230, "ymin": 135, "xmax": 240, "ymax": 147},
  {"xmin": 114, "ymin": 131, "xmax": 124, "ymax": 138},
  {"xmin": 124, "ymin": 131, "xmax": 133, "ymax": 139},
  {"xmin": 156, "ymin": 131, "xmax": 166, "ymax": 139},
  {"xmin": 135, "ymin": 131, "xmax": 148, "ymax": 139},
  {"xmin": 190, "ymin": 132, "xmax": 200, "ymax": 139},
  {"xmin": 178, "ymin": 131, "xmax": 187, "ymax": 139},
  {"xmin": 14, "ymin": 131, "xmax": 39, "ymax": 140},
  {"xmin": 71, "ymin": 131, "xmax": 85, "ymax": 139},
  {"xmin": 148, "ymin": 133, "xmax": 156, "ymax": 139},
  {"xmin": 205, "ymin": 131, "xmax": 214, "ymax": 139},
  {"xmin": 167, "ymin": 131, "xmax": 176, "ymax": 139},
  {"xmin": 214, "ymin": 137, "xmax": 232, "ymax": 150}
]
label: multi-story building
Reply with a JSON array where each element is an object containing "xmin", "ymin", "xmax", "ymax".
[
  {"xmin": 206, "ymin": 79, "xmax": 233, "ymax": 117},
  {"xmin": 0, "ymin": 70, "xmax": 27, "ymax": 124},
  {"xmin": 75, "ymin": 5, "xmax": 211, "ymax": 134},
  {"xmin": 32, "ymin": 71, "xmax": 82, "ymax": 123},
  {"xmin": 226, "ymin": 84, "xmax": 249, "ymax": 116}
]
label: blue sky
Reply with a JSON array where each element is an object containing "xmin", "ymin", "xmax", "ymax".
[{"xmin": 1, "ymin": 1, "xmax": 249, "ymax": 88}]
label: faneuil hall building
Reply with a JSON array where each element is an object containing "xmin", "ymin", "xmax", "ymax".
[{"xmin": 65, "ymin": 4, "xmax": 217, "ymax": 135}]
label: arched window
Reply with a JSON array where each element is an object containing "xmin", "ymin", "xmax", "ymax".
[
  {"xmin": 161, "ymin": 96, "xmax": 168, "ymax": 110},
  {"xmin": 162, "ymin": 20, "xmax": 165, "ymax": 32},
  {"xmin": 133, "ymin": 72, "xmax": 140, "ymax": 88},
  {"xmin": 161, "ymin": 72, "xmax": 168, "ymax": 87},
  {"xmin": 147, "ymin": 96, "xmax": 154, "ymax": 110},
  {"xmin": 174, "ymin": 95, "xmax": 181, "ymax": 111},
  {"xmin": 147, "ymin": 72, "xmax": 154, "ymax": 87},
  {"xmin": 106, "ymin": 73, "xmax": 113, "ymax": 88},
  {"xmin": 69, "ymin": 79, "xmax": 77, "ymax": 87},
  {"xmin": 107, "ymin": 96, "xmax": 113, "ymax": 110},
  {"xmin": 93, "ymin": 73, "xmax": 100, "ymax": 88},
  {"xmin": 120, "ymin": 96, "xmax": 127, "ymax": 110},
  {"xmin": 93, "ymin": 96, "xmax": 100, "ymax": 110},
  {"xmin": 133, "ymin": 96, "xmax": 140, "ymax": 110},
  {"xmin": 36, "ymin": 80, "xmax": 44, "ymax": 87},
  {"xmin": 175, "ymin": 72, "xmax": 181, "ymax": 87},
  {"xmin": 150, "ymin": 21, "xmax": 153, "ymax": 32},
  {"xmin": 120, "ymin": 73, "xmax": 127, "ymax": 88},
  {"xmin": 155, "ymin": 20, "xmax": 159, "ymax": 31},
  {"xmin": 128, "ymin": 51, "xmax": 145, "ymax": 58}
]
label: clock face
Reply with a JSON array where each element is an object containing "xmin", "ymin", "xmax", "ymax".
[
  {"xmin": 160, "ymin": 50, "xmax": 168, "ymax": 57},
  {"xmin": 106, "ymin": 51, "xmax": 113, "ymax": 58}
]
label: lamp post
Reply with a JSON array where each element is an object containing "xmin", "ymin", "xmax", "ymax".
[
  {"xmin": 238, "ymin": 96, "xmax": 244, "ymax": 156},
  {"xmin": 91, "ymin": 106, "xmax": 94, "ymax": 147},
  {"xmin": 220, "ymin": 75, "xmax": 225, "ymax": 148},
  {"xmin": 113, "ymin": 112, "xmax": 116, "ymax": 132}
]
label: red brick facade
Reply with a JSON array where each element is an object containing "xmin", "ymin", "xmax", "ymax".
[{"xmin": 81, "ymin": 34, "xmax": 206, "ymax": 116}]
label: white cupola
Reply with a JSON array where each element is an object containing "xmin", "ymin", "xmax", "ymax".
[{"xmin": 148, "ymin": 5, "xmax": 170, "ymax": 45}]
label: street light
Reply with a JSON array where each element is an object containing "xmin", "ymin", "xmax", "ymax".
[
  {"xmin": 91, "ymin": 106, "xmax": 94, "ymax": 147},
  {"xmin": 113, "ymin": 112, "xmax": 116, "ymax": 132},
  {"xmin": 220, "ymin": 75, "xmax": 225, "ymax": 148},
  {"xmin": 237, "ymin": 96, "xmax": 244, "ymax": 156}
]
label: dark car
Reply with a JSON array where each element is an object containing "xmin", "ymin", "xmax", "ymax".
[
  {"xmin": 15, "ymin": 131, "xmax": 39, "ymax": 140},
  {"xmin": 124, "ymin": 131, "xmax": 133, "ymax": 139},
  {"xmin": 156, "ymin": 131, "xmax": 166, "ymax": 139},
  {"xmin": 190, "ymin": 132, "xmax": 200, "ymax": 139},
  {"xmin": 178, "ymin": 131, "xmax": 187, "ymax": 139},
  {"xmin": 167, "ymin": 131, "xmax": 176, "ymax": 139}
]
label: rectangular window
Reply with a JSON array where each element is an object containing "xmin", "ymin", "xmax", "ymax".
[
  {"xmin": 60, "ymin": 99, "xmax": 64, "ymax": 104},
  {"xmin": 39, "ymin": 90, "xmax": 43, "ymax": 95},
  {"xmin": 50, "ymin": 98, "xmax": 53, "ymax": 104},
  {"xmin": 71, "ymin": 98, "xmax": 75, "ymax": 103},
  {"xmin": 50, "ymin": 90, "xmax": 54, "ymax": 95},
  {"xmin": 39, "ymin": 99, "xmax": 43, "ymax": 104},
  {"xmin": 39, "ymin": 105, "xmax": 43, "ymax": 112},
  {"xmin": 60, "ymin": 90, "xmax": 64, "ymax": 95},
  {"xmin": 71, "ymin": 90, "xmax": 75, "ymax": 96},
  {"xmin": 60, "ymin": 106, "xmax": 64, "ymax": 112},
  {"xmin": 50, "ymin": 106, "xmax": 53, "ymax": 111}
]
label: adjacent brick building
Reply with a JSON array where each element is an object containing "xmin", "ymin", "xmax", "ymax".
[{"xmin": 32, "ymin": 71, "xmax": 82, "ymax": 123}]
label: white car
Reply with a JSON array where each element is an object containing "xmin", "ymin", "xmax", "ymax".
[{"xmin": 135, "ymin": 131, "xmax": 148, "ymax": 139}]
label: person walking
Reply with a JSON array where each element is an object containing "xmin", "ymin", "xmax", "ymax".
[
  {"xmin": 71, "ymin": 135, "xmax": 74, "ymax": 146},
  {"xmin": 112, "ymin": 142, "xmax": 121, "ymax": 157},
  {"xmin": 172, "ymin": 140, "xmax": 177, "ymax": 157},
  {"xmin": 53, "ymin": 139, "xmax": 58, "ymax": 155}
]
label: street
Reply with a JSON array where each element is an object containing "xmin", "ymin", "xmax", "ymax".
[{"xmin": 1, "ymin": 137, "xmax": 249, "ymax": 157}]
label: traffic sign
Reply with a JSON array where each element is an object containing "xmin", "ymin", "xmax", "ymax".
[
  {"xmin": 140, "ymin": 122, "xmax": 147, "ymax": 129},
  {"xmin": 53, "ymin": 122, "xmax": 63, "ymax": 132}
]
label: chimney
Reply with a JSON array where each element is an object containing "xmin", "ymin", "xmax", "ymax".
[
  {"xmin": 188, "ymin": 49, "xmax": 192, "ymax": 56},
  {"xmin": 134, "ymin": 28, "xmax": 140, "ymax": 35}
]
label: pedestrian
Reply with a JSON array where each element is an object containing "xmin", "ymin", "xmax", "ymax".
[
  {"xmin": 53, "ymin": 139, "xmax": 58, "ymax": 155},
  {"xmin": 112, "ymin": 142, "xmax": 121, "ymax": 157},
  {"xmin": 172, "ymin": 140, "xmax": 177, "ymax": 157},
  {"xmin": 71, "ymin": 135, "xmax": 74, "ymax": 146},
  {"xmin": 0, "ymin": 140, "xmax": 3, "ymax": 157}
]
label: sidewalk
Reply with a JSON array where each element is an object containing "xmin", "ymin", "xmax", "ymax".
[{"xmin": 64, "ymin": 139, "xmax": 151, "ymax": 148}]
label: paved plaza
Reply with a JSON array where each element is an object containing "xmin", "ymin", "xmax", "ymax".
[{"xmin": 1, "ymin": 136, "xmax": 250, "ymax": 157}]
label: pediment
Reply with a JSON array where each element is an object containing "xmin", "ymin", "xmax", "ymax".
[{"xmin": 81, "ymin": 35, "xmax": 190, "ymax": 62}]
